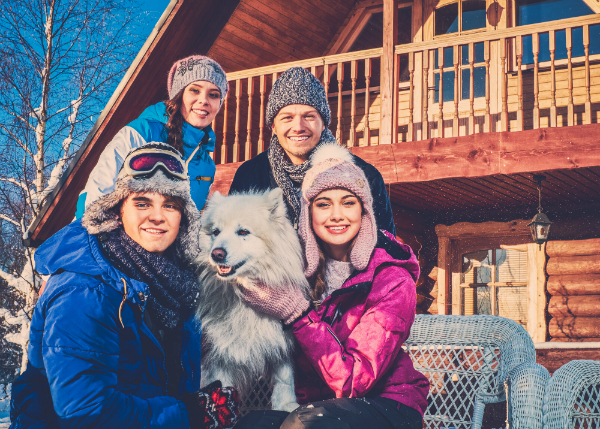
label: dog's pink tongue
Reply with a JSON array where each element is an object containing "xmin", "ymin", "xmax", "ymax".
[{"xmin": 218, "ymin": 266, "xmax": 232, "ymax": 274}]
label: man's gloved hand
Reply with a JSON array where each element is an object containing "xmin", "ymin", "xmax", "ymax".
[
  {"xmin": 182, "ymin": 380, "xmax": 240, "ymax": 429},
  {"xmin": 238, "ymin": 281, "xmax": 310, "ymax": 325}
]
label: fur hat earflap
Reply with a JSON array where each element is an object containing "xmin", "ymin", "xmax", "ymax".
[
  {"xmin": 82, "ymin": 143, "xmax": 200, "ymax": 263},
  {"xmin": 299, "ymin": 143, "xmax": 377, "ymax": 277}
]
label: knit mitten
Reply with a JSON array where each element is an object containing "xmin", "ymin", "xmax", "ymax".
[
  {"xmin": 182, "ymin": 381, "xmax": 240, "ymax": 429},
  {"xmin": 238, "ymin": 281, "xmax": 310, "ymax": 325}
]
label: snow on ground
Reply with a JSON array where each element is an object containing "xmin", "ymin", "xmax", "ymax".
[{"xmin": 0, "ymin": 412, "xmax": 9, "ymax": 429}]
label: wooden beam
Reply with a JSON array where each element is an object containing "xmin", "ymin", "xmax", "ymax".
[
  {"xmin": 324, "ymin": 7, "xmax": 371, "ymax": 56},
  {"xmin": 581, "ymin": 0, "xmax": 600, "ymax": 13},
  {"xmin": 380, "ymin": 0, "xmax": 398, "ymax": 144}
]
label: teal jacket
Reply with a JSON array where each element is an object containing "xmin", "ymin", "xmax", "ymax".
[{"xmin": 76, "ymin": 102, "xmax": 216, "ymax": 217}]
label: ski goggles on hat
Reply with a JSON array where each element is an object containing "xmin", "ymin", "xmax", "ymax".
[{"xmin": 122, "ymin": 148, "xmax": 188, "ymax": 180}]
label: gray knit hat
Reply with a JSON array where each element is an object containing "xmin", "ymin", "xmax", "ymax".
[
  {"xmin": 266, "ymin": 67, "xmax": 331, "ymax": 127},
  {"xmin": 82, "ymin": 143, "xmax": 200, "ymax": 263},
  {"xmin": 167, "ymin": 55, "xmax": 229, "ymax": 107}
]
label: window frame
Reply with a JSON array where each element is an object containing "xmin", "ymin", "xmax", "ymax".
[{"xmin": 434, "ymin": 0, "xmax": 489, "ymax": 39}]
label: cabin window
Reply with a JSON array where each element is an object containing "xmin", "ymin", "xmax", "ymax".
[
  {"xmin": 434, "ymin": 42, "xmax": 486, "ymax": 103},
  {"xmin": 515, "ymin": 0, "xmax": 593, "ymax": 26},
  {"xmin": 460, "ymin": 247, "xmax": 528, "ymax": 327},
  {"xmin": 435, "ymin": 0, "xmax": 487, "ymax": 37}
]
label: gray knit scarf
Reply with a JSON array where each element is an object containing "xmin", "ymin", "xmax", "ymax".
[
  {"xmin": 98, "ymin": 228, "xmax": 199, "ymax": 331},
  {"xmin": 268, "ymin": 128, "xmax": 336, "ymax": 226}
]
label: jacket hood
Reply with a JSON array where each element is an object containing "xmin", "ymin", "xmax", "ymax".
[
  {"xmin": 131, "ymin": 102, "xmax": 216, "ymax": 154},
  {"xmin": 35, "ymin": 220, "xmax": 148, "ymax": 297},
  {"xmin": 345, "ymin": 230, "xmax": 420, "ymax": 288}
]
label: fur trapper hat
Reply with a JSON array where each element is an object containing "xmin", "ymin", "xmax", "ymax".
[
  {"xmin": 266, "ymin": 67, "xmax": 331, "ymax": 127},
  {"xmin": 167, "ymin": 55, "xmax": 229, "ymax": 106},
  {"xmin": 82, "ymin": 143, "xmax": 200, "ymax": 263},
  {"xmin": 299, "ymin": 143, "xmax": 377, "ymax": 277}
]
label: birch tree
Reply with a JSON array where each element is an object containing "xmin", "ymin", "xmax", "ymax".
[{"xmin": 0, "ymin": 0, "xmax": 143, "ymax": 377}]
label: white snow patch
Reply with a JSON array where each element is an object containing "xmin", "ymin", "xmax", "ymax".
[
  {"xmin": 306, "ymin": 404, "xmax": 314, "ymax": 408},
  {"xmin": 317, "ymin": 413, "xmax": 323, "ymax": 416}
]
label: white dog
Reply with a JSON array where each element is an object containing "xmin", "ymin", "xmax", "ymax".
[{"xmin": 195, "ymin": 188, "xmax": 309, "ymax": 412}]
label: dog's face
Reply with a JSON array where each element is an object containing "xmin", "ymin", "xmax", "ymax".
[{"xmin": 198, "ymin": 188, "xmax": 290, "ymax": 280}]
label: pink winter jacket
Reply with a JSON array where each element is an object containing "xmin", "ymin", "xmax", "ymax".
[{"xmin": 291, "ymin": 231, "xmax": 430, "ymax": 416}]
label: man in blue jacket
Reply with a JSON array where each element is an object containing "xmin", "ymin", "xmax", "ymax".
[
  {"xmin": 229, "ymin": 67, "xmax": 396, "ymax": 235},
  {"xmin": 10, "ymin": 144, "xmax": 239, "ymax": 429}
]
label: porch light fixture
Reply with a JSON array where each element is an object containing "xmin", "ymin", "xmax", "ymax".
[{"xmin": 528, "ymin": 174, "xmax": 552, "ymax": 249}]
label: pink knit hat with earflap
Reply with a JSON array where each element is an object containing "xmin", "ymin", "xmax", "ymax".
[{"xmin": 299, "ymin": 143, "xmax": 378, "ymax": 278}]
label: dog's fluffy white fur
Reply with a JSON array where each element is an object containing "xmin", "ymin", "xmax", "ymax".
[{"xmin": 195, "ymin": 188, "xmax": 309, "ymax": 412}]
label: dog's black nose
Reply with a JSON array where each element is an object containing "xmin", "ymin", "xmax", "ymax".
[{"xmin": 211, "ymin": 248, "xmax": 227, "ymax": 262}]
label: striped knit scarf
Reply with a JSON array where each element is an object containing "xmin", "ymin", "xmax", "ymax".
[{"xmin": 267, "ymin": 128, "xmax": 336, "ymax": 226}]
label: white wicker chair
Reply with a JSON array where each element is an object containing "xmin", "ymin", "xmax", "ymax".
[
  {"xmin": 543, "ymin": 360, "xmax": 600, "ymax": 429},
  {"xmin": 238, "ymin": 315, "xmax": 550, "ymax": 429},
  {"xmin": 405, "ymin": 315, "xmax": 549, "ymax": 429}
]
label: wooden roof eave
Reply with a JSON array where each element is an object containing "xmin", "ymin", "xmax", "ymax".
[{"xmin": 25, "ymin": 0, "xmax": 241, "ymax": 247}]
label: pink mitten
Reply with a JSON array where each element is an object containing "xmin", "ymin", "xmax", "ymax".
[{"xmin": 239, "ymin": 282, "xmax": 310, "ymax": 325}]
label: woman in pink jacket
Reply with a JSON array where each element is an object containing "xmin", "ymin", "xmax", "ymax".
[{"xmin": 236, "ymin": 143, "xmax": 430, "ymax": 429}]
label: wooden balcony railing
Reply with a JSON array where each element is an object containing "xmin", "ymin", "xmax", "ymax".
[{"xmin": 210, "ymin": 14, "xmax": 600, "ymax": 165}]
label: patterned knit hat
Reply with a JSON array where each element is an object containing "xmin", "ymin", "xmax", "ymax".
[
  {"xmin": 82, "ymin": 143, "xmax": 200, "ymax": 263},
  {"xmin": 299, "ymin": 143, "xmax": 377, "ymax": 277},
  {"xmin": 167, "ymin": 55, "xmax": 229, "ymax": 106},
  {"xmin": 266, "ymin": 67, "xmax": 331, "ymax": 127}
]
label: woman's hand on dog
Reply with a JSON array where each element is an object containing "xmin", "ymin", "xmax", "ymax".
[{"xmin": 238, "ymin": 281, "xmax": 310, "ymax": 325}]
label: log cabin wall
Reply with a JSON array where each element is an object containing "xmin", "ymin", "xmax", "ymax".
[{"xmin": 547, "ymin": 238, "xmax": 600, "ymax": 342}]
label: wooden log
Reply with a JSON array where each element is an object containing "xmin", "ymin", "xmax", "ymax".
[
  {"xmin": 547, "ymin": 255, "xmax": 600, "ymax": 275},
  {"xmin": 549, "ymin": 316, "xmax": 600, "ymax": 338},
  {"xmin": 548, "ymin": 295, "xmax": 600, "ymax": 318},
  {"xmin": 549, "ymin": 337, "xmax": 600, "ymax": 342},
  {"xmin": 537, "ymin": 348, "xmax": 600, "ymax": 374},
  {"xmin": 546, "ymin": 238, "xmax": 600, "ymax": 257},
  {"xmin": 547, "ymin": 274, "xmax": 600, "ymax": 296}
]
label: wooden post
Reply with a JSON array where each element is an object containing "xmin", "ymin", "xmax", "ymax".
[
  {"xmin": 350, "ymin": 60, "xmax": 357, "ymax": 147},
  {"xmin": 533, "ymin": 32, "xmax": 540, "ymax": 129},
  {"xmin": 380, "ymin": 0, "xmax": 398, "ymax": 144},
  {"xmin": 323, "ymin": 64, "xmax": 330, "ymax": 95},
  {"xmin": 210, "ymin": 118, "xmax": 216, "ymax": 161},
  {"xmin": 245, "ymin": 77, "xmax": 254, "ymax": 161},
  {"xmin": 566, "ymin": 28, "xmax": 574, "ymax": 127},
  {"xmin": 438, "ymin": 47, "xmax": 444, "ymax": 138},
  {"xmin": 423, "ymin": 49, "xmax": 430, "ymax": 139},
  {"xmin": 408, "ymin": 52, "xmax": 415, "ymax": 141},
  {"xmin": 233, "ymin": 79, "xmax": 241, "ymax": 162},
  {"xmin": 336, "ymin": 62, "xmax": 344, "ymax": 144},
  {"xmin": 438, "ymin": 236, "xmax": 451, "ymax": 315},
  {"xmin": 584, "ymin": 24, "xmax": 592, "ymax": 125},
  {"xmin": 453, "ymin": 45, "xmax": 459, "ymax": 137},
  {"xmin": 549, "ymin": 30, "xmax": 557, "ymax": 128},
  {"xmin": 468, "ymin": 43, "xmax": 475, "ymax": 135},
  {"xmin": 500, "ymin": 38, "xmax": 508, "ymax": 132},
  {"xmin": 516, "ymin": 35, "xmax": 524, "ymax": 131},
  {"xmin": 220, "ymin": 90, "xmax": 229, "ymax": 164},
  {"xmin": 258, "ymin": 75, "xmax": 266, "ymax": 154},
  {"xmin": 364, "ymin": 58, "xmax": 371, "ymax": 146},
  {"xmin": 484, "ymin": 41, "xmax": 491, "ymax": 133}
]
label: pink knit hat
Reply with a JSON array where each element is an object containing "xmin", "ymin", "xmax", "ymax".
[
  {"xmin": 299, "ymin": 143, "xmax": 378, "ymax": 278},
  {"xmin": 167, "ymin": 55, "xmax": 229, "ymax": 106}
]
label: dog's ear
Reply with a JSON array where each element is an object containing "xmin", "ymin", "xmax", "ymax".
[{"xmin": 266, "ymin": 188, "xmax": 287, "ymax": 220}]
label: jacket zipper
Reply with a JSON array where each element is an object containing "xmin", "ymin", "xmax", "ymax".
[{"xmin": 326, "ymin": 326, "xmax": 347, "ymax": 361}]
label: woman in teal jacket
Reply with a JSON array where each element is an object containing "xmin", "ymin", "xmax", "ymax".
[{"xmin": 76, "ymin": 55, "xmax": 228, "ymax": 217}]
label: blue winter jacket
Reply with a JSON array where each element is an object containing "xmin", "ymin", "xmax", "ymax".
[
  {"xmin": 10, "ymin": 220, "xmax": 201, "ymax": 428},
  {"xmin": 75, "ymin": 102, "xmax": 216, "ymax": 217}
]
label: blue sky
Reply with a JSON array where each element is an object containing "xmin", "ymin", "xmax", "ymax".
[{"xmin": 141, "ymin": 0, "xmax": 172, "ymax": 40}]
